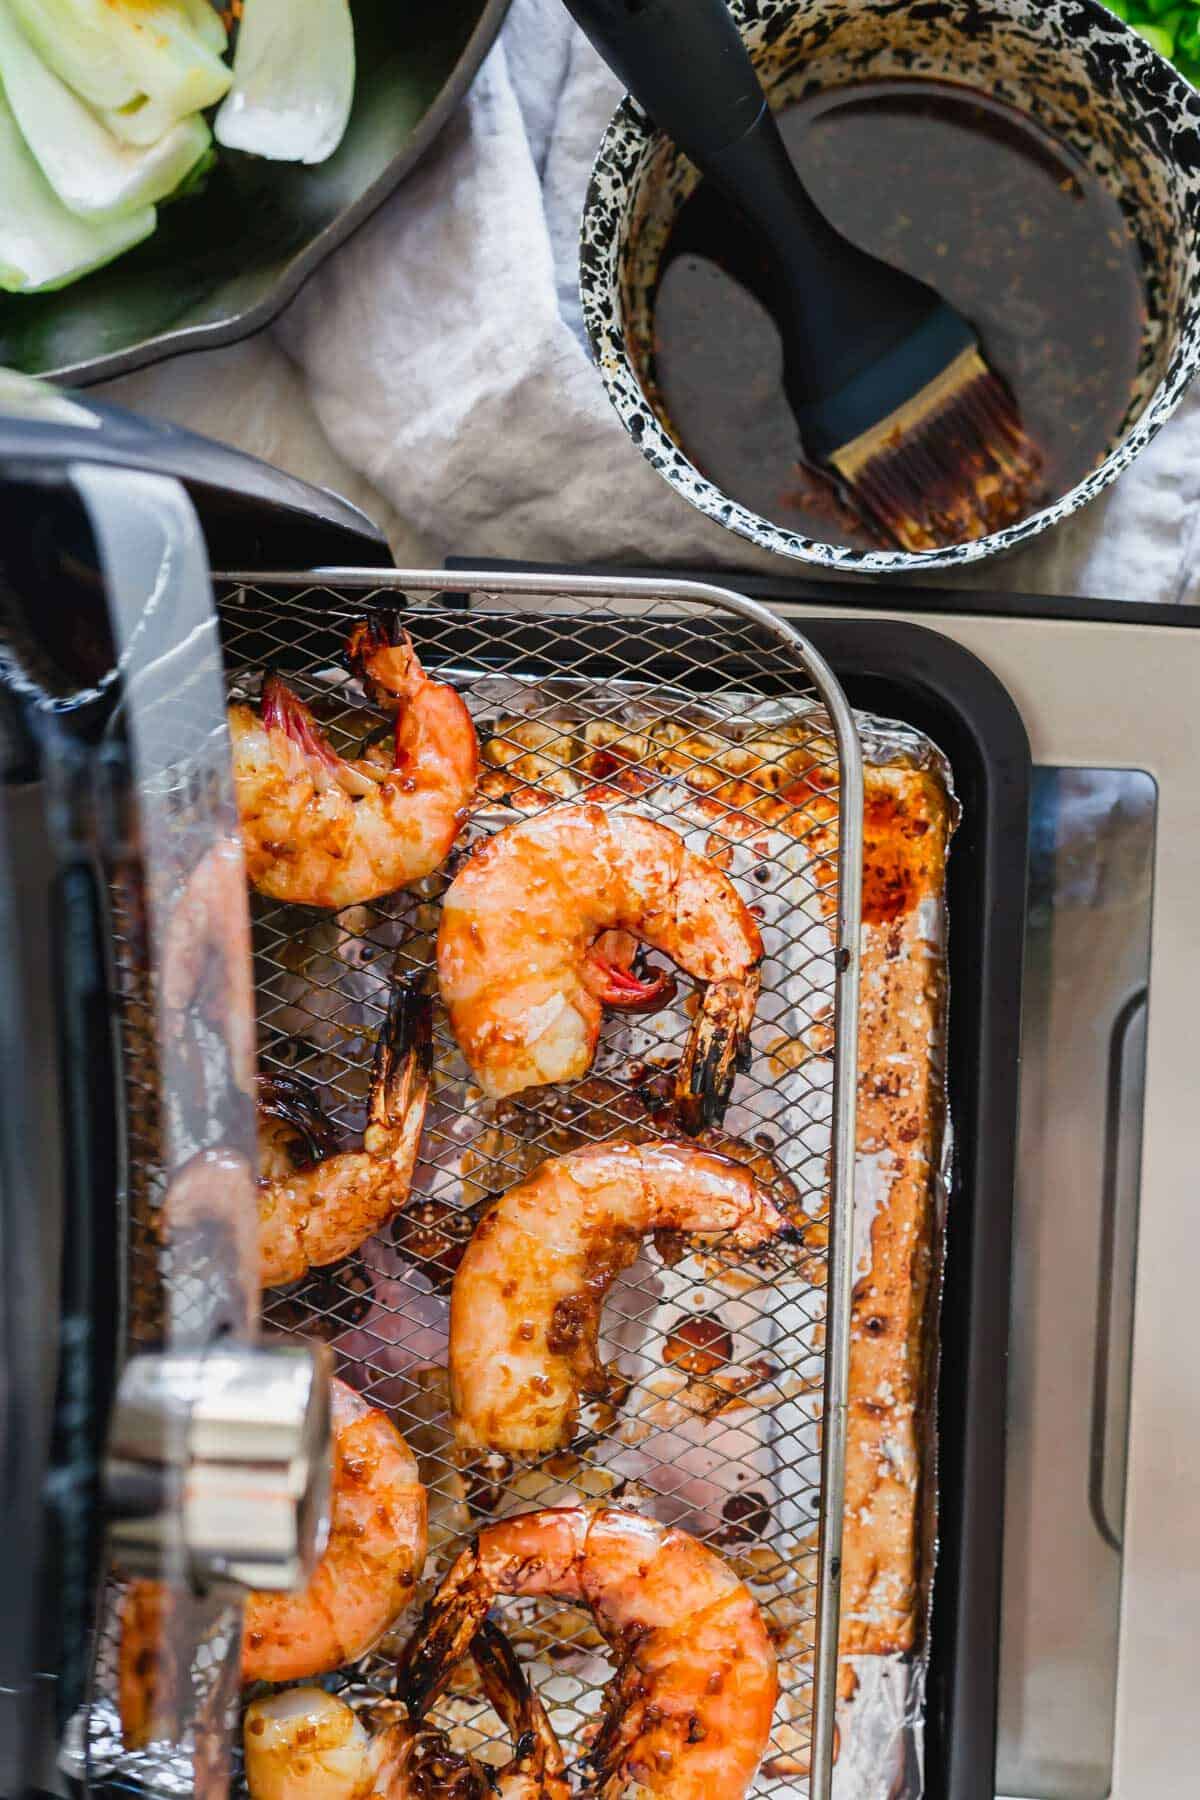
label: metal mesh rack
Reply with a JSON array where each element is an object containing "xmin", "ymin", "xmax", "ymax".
[{"xmin": 90, "ymin": 570, "xmax": 862, "ymax": 1800}]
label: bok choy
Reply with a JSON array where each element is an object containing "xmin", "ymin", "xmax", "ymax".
[
  {"xmin": 215, "ymin": 0, "xmax": 354, "ymax": 166},
  {"xmin": 0, "ymin": 0, "xmax": 359, "ymax": 296},
  {"xmin": 0, "ymin": 1, "xmax": 211, "ymax": 219},
  {"xmin": 0, "ymin": 92, "xmax": 154, "ymax": 290}
]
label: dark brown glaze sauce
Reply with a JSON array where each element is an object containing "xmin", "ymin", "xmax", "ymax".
[
  {"xmin": 652, "ymin": 79, "xmax": 1146, "ymax": 550},
  {"xmin": 663, "ymin": 1314, "xmax": 735, "ymax": 1376}
]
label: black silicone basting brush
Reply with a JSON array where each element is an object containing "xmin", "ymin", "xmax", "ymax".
[{"xmin": 564, "ymin": 0, "xmax": 1043, "ymax": 551}]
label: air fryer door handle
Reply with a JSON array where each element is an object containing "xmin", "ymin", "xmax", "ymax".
[
  {"xmin": 0, "ymin": 388, "xmax": 392, "ymax": 572},
  {"xmin": 41, "ymin": 736, "xmax": 123, "ymax": 1740},
  {"xmin": 1089, "ymin": 985, "xmax": 1148, "ymax": 1554}
]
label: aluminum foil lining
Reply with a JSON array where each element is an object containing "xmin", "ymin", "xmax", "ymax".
[{"xmin": 835, "ymin": 712, "xmax": 956, "ymax": 1800}]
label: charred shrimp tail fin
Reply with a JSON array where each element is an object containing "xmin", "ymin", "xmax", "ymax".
[
  {"xmin": 675, "ymin": 972, "xmax": 761, "ymax": 1134},
  {"xmin": 472, "ymin": 1621, "xmax": 568, "ymax": 1787},
  {"xmin": 345, "ymin": 613, "xmax": 419, "ymax": 714},
  {"xmin": 397, "ymin": 1548, "xmax": 488, "ymax": 1717},
  {"xmin": 256, "ymin": 1073, "xmax": 341, "ymax": 1164},
  {"xmin": 370, "ymin": 974, "xmax": 433, "ymax": 1131},
  {"xmin": 471, "ymin": 1620, "xmax": 530, "ymax": 1734}
]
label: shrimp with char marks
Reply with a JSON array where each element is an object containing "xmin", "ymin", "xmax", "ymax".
[
  {"xmin": 230, "ymin": 616, "xmax": 477, "ymax": 908},
  {"xmin": 436, "ymin": 804, "xmax": 762, "ymax": 1130},
  {"xmin": 258, "ymin": 977, "xmax": 431, "ymax": 1289},
  {"xmin": 449, "ymin": 1139, "xmax": 796, "ymax": 1455},
  {"xmin": 243, "ymin": 1623, "xmax": 567, "ymax": 1800},
  {"xmin": 401, "ymin": 1505, "xmax": 777, "ymax": 1800}
]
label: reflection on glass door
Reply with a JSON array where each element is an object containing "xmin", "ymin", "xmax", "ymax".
[{"xmin": 996, "ymin": 769, "xmax": 1155, "ymax": 1800}]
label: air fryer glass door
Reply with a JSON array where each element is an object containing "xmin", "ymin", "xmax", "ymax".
[
  {"xmin": 1, "ymin": 463, "xmax": 327, "ymax": 1800},
  {"xmin": 997, "ymin": 767, "xmax": 1154, "ymax": 1800}
]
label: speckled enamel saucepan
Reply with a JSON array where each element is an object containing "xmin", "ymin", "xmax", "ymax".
[{"xmin": 578, "ymin": 0, "xmax": 1200, "ymax": 575}]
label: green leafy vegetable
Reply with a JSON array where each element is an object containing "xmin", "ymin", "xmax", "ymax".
[
  {"xmin": 0, "ymin": 91, "xmax": 154, "ymax": 291},
  {"xmin": 1111, "ymin": 0, "xmax": 1200, "ymax": 77},
  {"xmin": 84, "ymin": 0, "xmax": 231, "ymax": 120},
  {"xmin": 102, "ymin": 89, "xmax": 204, "ymax": 147},
  {"xmin": 181, "ymin": 0, "xmax": 227, "ymax": 57},
  {"xmin": 0, "ymin": 0, "xmax": 210, "ymax": 218},
  {"xmin": 0, "ymin": 0, "xmax": 358, "ymax": 294},
  {"xmin": 7, "ymin": 0, "xmax": 137, "ymax": 109}
]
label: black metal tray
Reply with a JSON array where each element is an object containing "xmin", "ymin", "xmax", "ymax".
[{"xmin": 445, "ymin": 561, "xmax": 1031, "ymax": 1800}]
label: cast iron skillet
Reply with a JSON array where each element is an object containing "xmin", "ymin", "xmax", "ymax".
[{"xmin": 0, "ymin": 0, "xmax": 509, "ymax": 385}]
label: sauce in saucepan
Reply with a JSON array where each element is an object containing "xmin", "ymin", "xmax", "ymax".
[{"xmin": 652, "ymin": 80, "xmax": 1147, "ymax": 550}]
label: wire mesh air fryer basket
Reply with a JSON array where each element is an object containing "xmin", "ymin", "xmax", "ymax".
[{"xmin": 88, "ymin": 571, "xmax": 862, "ymax": 1800}]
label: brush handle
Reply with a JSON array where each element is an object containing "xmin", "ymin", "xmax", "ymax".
[
  {"xmin": 564, "ymin": 0, "xmax": 943, "ymax": 407},
  {"xmin": 563, "ymin": 0, "xmax": 764, "ymax": 162}
]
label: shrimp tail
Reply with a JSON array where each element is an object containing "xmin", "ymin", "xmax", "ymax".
[
  {"xmin": 472, "ymin": 1621, "xmax": 567, "ymax": 1791},
  {"xmin": 399, "ymin": 1612, "xmax": 568, "ymax": 1800},
  {"xmin": 345, "ymin": 613, "xmax": 421, "ymax": 717},
  {"xmin": 675, "ymin": 973, "xmax": 761, "ymax": 1134},
  {"xmin": 369, "ymin": 975, "xmax": 433, "ymax": 1146},
  {"xmin": 397, "ymin": 1549, "xmax": 488, "ymax": 1716}
]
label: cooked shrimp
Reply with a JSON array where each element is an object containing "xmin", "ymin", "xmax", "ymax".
[
  {"xmin": 231, "ymin": 616, "xmax": 477, "ymax": 908},
  {"xmin": 119, "ymin": 1382, "xmax": 426, "ymax": 1740},
  {"xmin": 242, "ymin": 1377, "xmax": 427, "ymax": 1683},
  {"xmin": 401, "ymin": 1506, "xmax": 777, "ymax": 1800},
  {"xmin": 244, "ymin": 1624, "xmax": 566, "ymax": 1800},
  {"xmin": 162, "ymin": 835, "xmax": 257, "ymax": 1093},
  {"xmin": 449, "ymin": 1140, "xmax": 795, "ymax": 1455},
  {"xmin": 243, "ymin": 1688, "xmax": 374, "ymax": 1800},
  {"xmin": 258, "ymin": 979, "xmax": 431, "ymax": 1288},
  {"xmin": 437, "ymin": 804, "xmax": 762, "ymax": 1130}
]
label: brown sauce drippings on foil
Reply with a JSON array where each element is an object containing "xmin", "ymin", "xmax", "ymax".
[
  {"xmin": 652, "ymin": 79, "xmax": 1146, "ymax": 550},
  {"xmin": 860, "ymin": 775, "xmax": 946, "ymax": 928}
]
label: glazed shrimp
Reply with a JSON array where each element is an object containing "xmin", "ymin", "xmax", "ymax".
[
  {"xmin": 449, "ymin": 1140, "xmax": 794, "ymax": 1455},
  {"xmin": 244, "ymin": 1624, "xmax": 566, "ymax": 1800},
  {"xmin": 231, "ymin": 616, "xmax": 477, "ymax": 908},
  {"xmin": 120, "ymin": 1382, "xmax": 427, "ymax": 1741},
  {"xmin": 243, "ymin": 1688, "xmax": 377, "ymax": 1800},
  {"xmin": 241, "ymin": 1377, "xmax": 427, "ymax": 1683},
  {"xmin": 258, "ymin": 979, "xmax": 432, "ymax": 1288},
  {"xmin": 437, "ymin": 804, "xmax": 762, "ymax": 1130},
  {"xmin": 402, "ymin": 1506, "xmax": 778, "ymax": 1800}
]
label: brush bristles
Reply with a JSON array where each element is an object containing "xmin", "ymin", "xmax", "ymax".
[{"xmin": 830, "ymin": 351, "xmax": 1044, "ymax": 553}]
